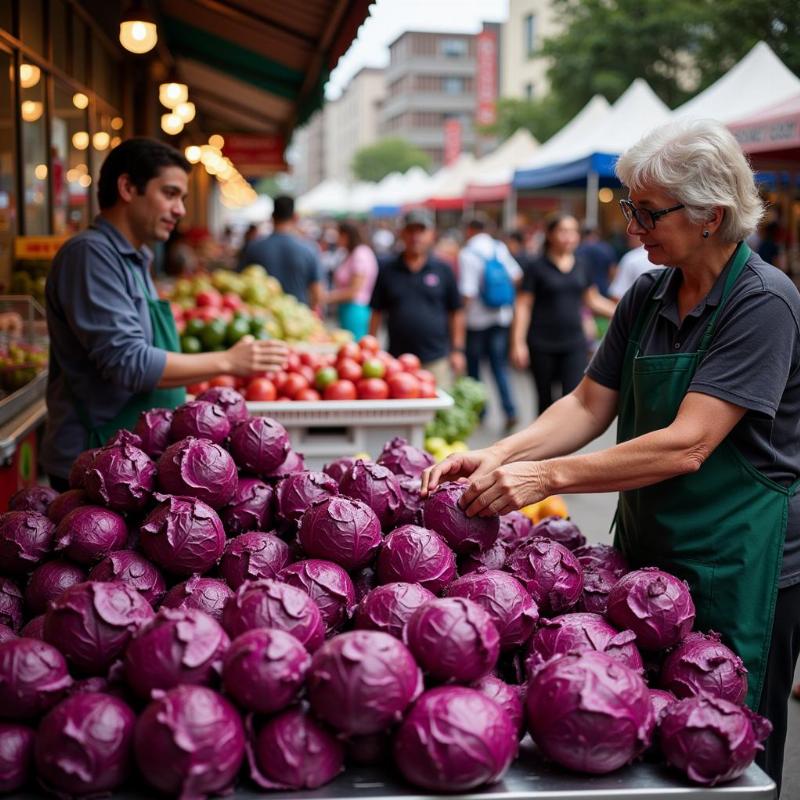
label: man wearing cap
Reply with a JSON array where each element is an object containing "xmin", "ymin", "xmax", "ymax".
[{"xmin": 369, "ymin": 209, "xmax": 465, "ymax": 386}]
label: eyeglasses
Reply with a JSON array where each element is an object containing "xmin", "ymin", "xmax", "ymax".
[{"xmin": 619, "ymin": 199, "xmax": 685, "ymax": 231}]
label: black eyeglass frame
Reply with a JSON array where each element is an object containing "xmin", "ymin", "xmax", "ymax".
[{"xmin": 619, "ymin": 199, "xmax": 685, "ymax": 230}]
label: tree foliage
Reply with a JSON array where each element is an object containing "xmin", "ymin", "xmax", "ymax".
[
  {"xmin": 351, "ymin": 138, "xmax": 431, "ymax": 182},
  {"xmin": 477, "ymin": 96, "xmax": 566, "ymax": 144}
]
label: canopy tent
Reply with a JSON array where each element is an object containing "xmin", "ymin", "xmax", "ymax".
[
  {"xmin": 369, "ymin": 171, "xmax": 409, "ymax": 217},
  {"xmin": 728, "ymin": 93, "xmax": 800, "ymax": 167},
  {"xmin": 420, "ymin": 154, "xmax": 478, "ymax": 210},
  {"xmin": 395, "ymin": 166, "xmax": 434, "ymax": 208},
  {"xmin": 463, "ymin": 130, "xmax": 539, "ymax": 204},
  {"xmin": 296, "ymin": 179, "xmax": 350, "ymax": 216},
  {"xmin": 672, "ymin": 41, "xmax": 800, "ymax": 124}
]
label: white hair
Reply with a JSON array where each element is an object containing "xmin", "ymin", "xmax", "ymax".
[{"xmin": 615, "ymin": 118, "xmax": 764, "ymax": 242}]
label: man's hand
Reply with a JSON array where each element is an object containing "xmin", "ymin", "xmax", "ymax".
[
  {"xmin": 460, "ymin": 460, "xmax": 551, "ymax": 517},
  {"xmin": 510, "ymin": 340, "xmax": 529, "ymax": 370},
  {"xmin": 449, "ymin": 350, "xmax": 466, "ymax": 376},
  {"xmin": 226, "ymin": 336, "xmax": 289, "ymax": 376},
  {"xmin": 421, "ymin": 446, "xmax": 504, "ymax": 496}
]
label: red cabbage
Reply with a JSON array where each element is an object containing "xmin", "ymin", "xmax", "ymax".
[
  {"xmin": 85, "ymin": 440, "xmax": 156, "ymax": 512},
  {"xmin": 377, "ymin": 525, "xmax": 456, "ymax": 593},
  {"xmin": 8, "ymin": 486, "xmax": 58, "ymax": 514},
  {"xmin": 377, "ymin": 436, "xmax": 435, "ymax": 479},
  {"xmin": 133, "ymin": 407, "xmax": 174, "ymax": 459},
  {"xmin": 220, "ymin": 477, "xmax": 274, "ymax": 535},
  {"xmin": 170, "ymin": 400, "xmax": 232, "ymax": 444},
  {"xmin": 161, "ymin": 575, "xmax": 233, "ymax": 623},
  {"xmin": 68, "ymin": 448, "xmax": 100, "ymax": 490},
  {"xmin": 46, "ymin": 489, "xmax": 89, "ymax": 524},
  {"xmin": 472, "ymin": 674, "xmax": 524, "ymax": 740},
  {"xmin": 421, "ymin": 481, "xmax": 499, "ymax": 554},
  {"xmin": 0, "ymin": 638, "xmax": 72, "ymax": 719},
  {"xmin": 0, "ymin": 626, "xmax": 15, "ymax": 644},
  {"xmin": 574, "ymin": 542, "xmax": 629, "ymax": 576},
  {"xmin": 275, "ymin": 470, "xmax": 338, "ymax": 528},
  {"xmin": 460, "ymin": 539, "xmax": 508, "ymax": 573},
  {"xmin": 578, "ymin": 568, "xmax": 620, "ymax": 614},
  {"xmin": 395, "ymin": 476, "xmax": 424, "ymax": 526},
  {"xmin": 278, "ymin": 559, "xmax": 356, "ymax": 633},
  {"xmin": 196, "ymin": 386, "xmax": 248, "ymax": 425},
  {"xmin": 649, "ymin": 687, "xmax": 678, "ymax": 722},
  {"xmin": 498, "ymin": 511, "xmax": 533, "ymax": 547},
  {"xmin": 220, "ymin": 531, "xmax": 289, "ymax": 590},
  {"xmin": 0, "ymin": 723, "xmax": 34, "ymax": 792},
  {"xmin": 262, "ymin": 448, "xmax": 305, "ymax": 480},
  {"xmin": 531, "ymin": 515, "xmax": 586, "ymax": 550},
  {"xmin": 25, "ymin": 560, "xmax": 86, "ymax": 616},
  {"xmin": 156, "ymin": 437, "xmax": 238, "ymax": 508},
  {"xmin": 19, "ymin": 617, "xmax": 44, "ymax": 640},
  {"xmin": 323, "ymin": 456, "xmax": 356, "ymax": 483},
  {"xmin": 0, "ymin": 511, "xmax": 55, "ymax": 574},
  {"xmin": 229, "ymin": 417, "xmax": 290, "ymax": 475},
  {"xmin": 339, "ymin": 460, "xmax": 403, "ymax": 529},
  {"xmin": 53, "ymin": 505, "xmax": 128, "ymax": 564},
  {"xmin": 355, "ymin": 582, "xmax": 435, "ymax": 640},
  {"xmin": 0, "ymin": 580, "xmax": 24, "ymax": 631},
  {"xmin": 88, "ymin": 550, "xmax": 166, "ymax": 606}
]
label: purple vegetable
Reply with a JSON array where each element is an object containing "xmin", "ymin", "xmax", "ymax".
[
  {"xmin": 162, "ymin": 578, "xmax": 232, "ymax": 624},
  {"xmin": 506, "ymin": 537, "xmax": 584, "ymax": 615},
  {"xmin": 460, "ymin": 539, "xmax": 508, "ymax": 573},
  {"xmin": 8, "ymin": 486, "xmax": 58, "ymax": 515},
  {"xmin": 395, "ymin": 476, "xmax": 424, "ymax": 526},
  {"xmin": 578, "ymin": 568, "xmax": 619, "ymax": 614},
  {"xmin": 526, "ymin": 650, "xmax": 654, "ymax": 774},
  {"xmin": 0, "ymin": 511, "xmax": 55, "ymax": 574},
  {"xmin": 526, "ymin": 612, "xmax": 643, "ymax": 673},
  {"xmin": 0, "ymin": 723, "xmax": 34, "ymax": 792},
  {"xmin": 36, "ymin": 693, "xmax": 135, "ymax": 796},
  {"xmin": 220, "ymin": 531, "xmax": 289, "ymax": 590},
  {"xmin": 660, "ymin": 694, "xmax": 771, "ymax": 785},
  {"xmin": 649, "ymin": 688, "xmax": 678, "ymax": 723},
  {"xmin": 247, "ymin": 706, "xmax": 343, "ymax": 790},
  {"xmin": 607, "ymin": 567, "xmax": 696, "ymax": 650},
  {"xmin": 222, "ymin": 628, "xmax": 309, "ymax": 714},
  {"xmin": 355, "ymin": 582, "xmax": 435, "ymax": 640},
  {"xmin": 447, "ymin": 570, "xmax": 539, "ymax": 651},
  {"xmin": 377, "ymin": 525, "xmax": 456, "ymax": 593},
  {"xmin": 53, "ymin": 505, "xmax": 128, "ymax": 565},
  {"xmin": 43, "ymin": 581, "xmax": 154, "ymax": 674},
  {"xmin": 169, "ymin": 400, "xmax": 232, "ymax": 445},
  {"xmin": 660, "ymin": 631, "xmax": 748, "ymax": 704},
  {"xmin": 156, "ymin": 437, "xmax": 238, "ymax": 508},
  {"xmin": 573, "ymin": 542, "xmax": 629, "ymax": 576},
  {"xmin": 473, "ymin": 674, "xmax": 524, "ymax": 739},
  {"xmin": 46, "ymin": 489, "xmax": 89, "ymax": 524},
  {"xmin": 0, "ymin": 638, "xmax": 72, "ymax": 719},
  {"xmin": 0, "ymin": 581, "xmax": 23, "ymax": 631},
  {"xmin": 421, "ymin": 481, "xmax": 499, "ymax": 555},
  {"xmin": 220, "ymin": 477, "xmax": 274, "ymax": 535},
  {"xmin": 497, "ymin": 511, "xmax": 533, "ymax": 547},
  {"xmin": 0, "ymin": 626, "xmax": 15, "ymax": 644},
  {"xmin": 229, "ymin": 417, "xmax": 290, "ymax": 475},
  {"xmin": 262, "ymin": 448, "xmax": 305, "ymax": 480},
  {"xmin": 134, "ymin": 686, "xmax": 245, "ymax": 798},
  {"xmin": 307, "ymin": 630, "xmax": 422, "ymax": 735},
  {"xmin": 20, "ymin": 617, "xmax": 45, "ymax": 640},
  {"xmin": 68, "ymin": 448, "xmax": 99, "ymax": 490},
  {"xmin": 133, "ymin": 407, "xmax": 174, "ymax": 459},
  {"xmin": 531, "ymin": 515, "xmax": 587, "ymax": 550},
  {"xmin": 298, "ymin": 496, "xmax": 382, "ymax": 571},
  {"xmin": 196, "ymin": 386, "xmax": 249, "ymax": 425},
  {"xmin": 104, "ymin": 429, "xmax": 143, "ymax": 448},
  {"xmin": 124, "ymin": 607, "xmax": 229, "ymax": 699},
  {"xmin": 222, "ymin": 579, "xmax": 325, "ymax": 651},
  {"xmin": 377, "ymin": 436, "xmax": 435, "ymax": 479},
  {"xmin": 394, "ymin": 686, "xmax": 516, "ymax": 791},
  {"xmin": 279, "ymin": 559, "xmax": 356, "ymax": 632},
  {"xmin": 275, "ymin": 470, "xmax": 338, "ymax": 527},
  {"xmin": 25, "ymin": 561, "xmax": 86, "ymax": 614},
  {"xmin": 88, "ymin": 550, "xmax": 166, "ymax": 606},
  {"xmin": 323, "ymin": 456, "xmax": 356, "ymax": 483},
  {"xmin": 85, "ymin": 440, "xmax": 156, "ymax": 512},
  {"xmin": 406, "ymin": 597, "xmax": 500, "ymax": 682},
  {"xmin": 140, "ymin": 495, "xmax": 225, "ymax": 576},
  {"xmin": 339, "ymin": 460, "xmax": 402, "ymax": 529}
]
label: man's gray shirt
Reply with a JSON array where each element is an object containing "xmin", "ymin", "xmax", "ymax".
[
  {"xmin": 588, "ymin": 250, "xmax": 800, "ymax": 587},
  {"xmin": 42, "ymin": 216, "xmax": 166, "ymax": 479}
]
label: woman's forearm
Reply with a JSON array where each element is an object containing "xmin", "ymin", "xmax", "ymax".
[
  {"xmin": 585, "ymin": 287, "xmax": 617, "ymax": 318},
  {"xmin": 158, "ymin": 352, "xmax": 232, "ymax": 388},
  {"xmin": 511, "ymin": 295, "xmax": 532, "ymax": 346}
]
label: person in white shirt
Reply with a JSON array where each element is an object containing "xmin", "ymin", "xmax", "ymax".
[
  {"xmin": 458, "ymin": 216, "xmax": 523, "ymax": 431},
  {"xmin": 608, "ymin": 234, "xmax": 662, "ymax": 302}
]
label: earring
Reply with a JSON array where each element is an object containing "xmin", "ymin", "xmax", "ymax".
[{"xmin": 702, "ymin": 230, "xmax": 710, "ymax": 239}]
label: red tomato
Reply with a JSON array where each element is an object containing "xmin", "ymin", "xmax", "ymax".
[
  {"xmin": 383, "ymin": 358, "xmax": 403, "ymax": 378},
  {"xmin": 196, "ymin": 307, "xmax": 218, "ymax": 323},
  {"xmin": 336, "ymin": 357, "xmax": 363, "ymax": 383},
  {"xmin": 210, "ymin": 375, "xmax": 237, "ymax": 388},
  {"xmin": 418, "ymin": 381, "xmax": 437, "ymax": 399},
  {"xmin": 323, "ymin": 380, "xmax": 358, "ymax": 401},
  {"xmin": 283, "ymin": 373, "xmax": 310, "ymax": 399},
  {"xmin": 398, "ymin": 353, "xmax": 421, "ymax": 372},
  {"xmin": 359, "ymin": 335, "xmax": 381, "ymax": 353},
  {"xmin": 299, "ymin": 351, "xmax": 319, "ymax": 369},
  {"xmin": 295, "ymin": 387, "xmax": 321, "ymax": 402},
  {"xmin": 170, "ymin": 302, "xmax": 185, "ymax": 321},
  {"xmin": 276, "ymin": 396, "xmax": 292, "ymax": 402},
  {"xmin": 298, "ymin": 365, "xmax": 316, "ymax": 385},
  {"xmin": 175, "ymin": 320, "xmax": 186, "ymax": 334},
  {"xmin": 337, "ymin": 342, "xmax": 363, "ymax": 363},
  {"xmin": 195, "ymin": 290, "xmax": 222, "ymax": 309},
  {"xmin": 416, "ymin": 369, "xmax": 436, "ymax": 385},
  {"xmin": 245, "ymin": 378, "xmax": 277, "ymax": 402},
  {"xmin": 285, "ymin": 353, "xmax": 302, "ymax": 372},
  {"xmin": 357, "ymin": 378, "xmax": 390, "ymax": 400},
  {"xmin": 388, "ymin": 372, "xmax": 421, "ymax": 400},
  {"xmin": 221, "ymin": 292, "xmax": 242, "ymax": 311},
  {"xmin": 186, "ymin": 381, "xmax": 210, "ymax": 395}
]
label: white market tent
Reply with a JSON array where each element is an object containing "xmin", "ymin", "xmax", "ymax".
[
  {"xmin": 296, "ymin": 179, "xmax": 350, "ymax": 216},
  {"xmin": 463, "ymin": 129, "xmax": 539, "ymax": 204},
  {"xmin": 369, "ymin": 171, "xmax": 409, "ymax": 216},
  {"xmin": 419, "ymin": 154, "xmax": 478, "ymax": 210},
  {"xmin": 394, "ymin": 166, "xmax": 434, "ymax": 208}
]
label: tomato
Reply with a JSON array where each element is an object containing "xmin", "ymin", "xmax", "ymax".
[
  {"xmin": 283, "ymin": 373, "xmax": 310, "ymax": 399},
  {"xmin": 295, "ymin": 387, "xmax": 321, "ymax": 402},
  {"xmin": 359, "ymin": 335, "xmax": 381, "ymax": 353},
  {"xmin": 285, "ymin": 352, "xmax": 302, "ymax": 372},
  {"xmin": 336, "ymin": 357, "xmax": 363, "ymax": 383},
  {"xmin": 299, "ymin": 351, "xmax": 319, "ymax": 369},
  {"xmin": 419, "ymin": 381, "xmax": 438, "ymax": 398},
  {"xmin": 245, "ymin": 378, "xmax": 277, "ymax": 402},
  {"xmin": 170, "ymin": 302, "xmax": 185, "ymax": 321},
  {"xmin": 221, "ymin": 292, "xmax": 242, "ymax": 311},
  {"xmin": 210, "ymin": 375, "xmax": 237, "ymax": 388},
  {"xmin": 276, "ymin": 396, "xmax": 292, "ymax": 402},
  {"xmin": 388, "ymin": 372, "xmax": 421, "ymax": 399},
  {"xmin": 337, "ymin": 342, "xmax": 362, "ymax": 363},
  {"xmin": 314, "ymin": 366, "xmax": 339, "ymax": 391},
  {"xmin": 357, "ymin": 377, "xmax": 390, "ymax": 400},
  {"xmin": 398, "ymin": 353, "xmax": 421, "ymax": 372},
  {"xmin": 361, "ymin": 357, "xmax": 386, "ymax": 379},
  {"xmin": 195, "ymin": 290, "xmax": 222, "ymax": 309},
  {"xmin": 383, "ymin": 357, "xmax": 403, "ymax": 378},
  {"xmin": 324, "ymin": 380, "xmax": 358, "ymax": 401},
  {"xmin": 186, "ymin": 381, "xmax": 210, "ymax": 395},
  {"xmin": 416, "ymin": 369, "xmax": 436, "ymax": 385}
]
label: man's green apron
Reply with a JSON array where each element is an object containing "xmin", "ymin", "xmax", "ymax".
[
  {"xmin": 614, "ymin": 242, "xmax": 796, "ymax": 709},
  {"xmin": 75, "ymin": 264, "xmax": 185, "ymax": 448}
]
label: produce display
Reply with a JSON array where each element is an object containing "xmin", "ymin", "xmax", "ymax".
[
  {"xmin": 0, "ymin": 399, "xmax": 772, "ymax": 798},
  {"xmin": 0, "ymin": 342, "xmax": 47, "ymax": 394},
  {"xmin": 424, "ymin": 376, "xmax": 486, "ymax": 460}
]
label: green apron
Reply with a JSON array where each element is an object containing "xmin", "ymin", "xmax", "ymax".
[
  {"xmin": 614, "ymin": 242, "xmax": 796, "ymax": 709},
  {"xmin": 75, "ymin": 264, "xmax": 186, "ymax": 448}
]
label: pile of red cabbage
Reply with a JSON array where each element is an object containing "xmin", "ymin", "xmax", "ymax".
[{"xmin": 0, "ymin": 394, "xmax": 769, "ymax": 795}]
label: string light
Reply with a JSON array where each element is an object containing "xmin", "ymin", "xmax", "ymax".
[
  {"xmin": 72, "ymin": 131, "xmax": 90, "ymax": 150},
  {"xmin": 72, "ymin": 92, "xmax": 89, "ymax": 110}
]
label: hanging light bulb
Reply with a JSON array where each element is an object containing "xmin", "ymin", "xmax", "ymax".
[
  {"xmin": 72, "ymin": 131, "xmax": 90, "ymax": 150},
  {"xmin": 185, "ymin": 145, "xmax": 201, "ymax": 164},
  {"xmin": 119, "ymin": 2, "xmax": 158, "ymax": 54},
  {"xmin": 174, "ymin": 102, "xmax": 195, "ymax": 123},
  {"xmin": 92, "ymin": 132, "xmax": 111, "ymax": 151},
  {"xmin": 34, "ymin": 164, "xmax": 48, "ymax": 180},
  {"xmin": 208, "ymin": 134, "xmax": 225, "ymax": 149},
  {"xmin": 110, "ymin": 136, "xmax": 122, "ymax": 148},
  {"xmin": 19, "ymin": 64, "xmax": 41, "ymax": 89},
  {"xmin": 72, "ymin": 92, "xmax": 89, "ymax": 110},
  {"xmin": 159, "ymin": 82, "xmax": 188, "ymax": 109},
  {"xmin": 111, "ymin": 116, "xmax": 124, "ymax": 130},
  {"xmin": 161, "ymin": 113, "xmax": 184, "ymax": 136},
  {"xmin": 21, "ymin": 101, "xmax": 43, "ymax": 122},
  {"xmin": 78, "ymin": 174, "xmax": 92, "ymax": 188}
]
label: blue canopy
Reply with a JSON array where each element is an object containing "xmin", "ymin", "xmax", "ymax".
[{"xmin": 513, "ymin": 152, "xmax": 620, "ymax": 190}]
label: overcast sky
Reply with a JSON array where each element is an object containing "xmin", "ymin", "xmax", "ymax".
[{"xmin": 326, "ymin": 0, "xmax": 509, "ymax": 99}]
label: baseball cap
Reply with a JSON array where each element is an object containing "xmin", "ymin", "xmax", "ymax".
[{"xmin": 402, "ymin": 208, "xmax": 434, "ymax": 229}]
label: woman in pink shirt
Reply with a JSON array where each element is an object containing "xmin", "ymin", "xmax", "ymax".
[{"xmin": 326, "ymin": 221, "xmax": 378, "ymax": 339}]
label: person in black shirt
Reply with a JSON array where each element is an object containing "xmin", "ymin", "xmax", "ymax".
[
  {"xmin": 369, "ymin": 209, "xmax": 465, "ymax": 387},
  {"xmin": 511, "ymin": 213, "xmax": 615, "ymax": 413}
]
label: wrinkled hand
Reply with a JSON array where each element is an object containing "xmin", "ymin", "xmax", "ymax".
[
  {"xmin": 421, "ymin": 447, "xmax": 503, "ymax": 497},
  {"xmin": 510, "ymin": 340, "xmax": 529, "ymax": 370},
  {"xmin": 449, "ymin": 350, "xmax": 466, "ymax": 376},
  {"xmin": 460, "ymin": 460, "xmax": 550, "ymax": 518},
  {"xmin": 227, "ymin": 336, "xmax": 289, "ymax": 376}
]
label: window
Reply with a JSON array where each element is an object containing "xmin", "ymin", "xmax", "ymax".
[
  {"xmin": 440, "ymin": 38, "xmax": 467, "ymax": 58},
  {"xmin": 20, "ymin": 65, "xmax": 49, "ymax": 234},
  {"xmin": 51, "ymin": 0, "xmax": 69, "ymax": 74},
  {"xmin": 52, "ymin": 82, "xmax": 90, "ymax": 235},
  {"xmin": 524, "ymin": 14, "xmax": 536, "ymax": 57},
  {"xmin": 20, "ymin": 0, "xmax": 45, "ymax": 55},
  {"xmin": 442, "ymin": 76, "xmax": 465, "ymax": 95},
  {"xmin": 525, "ymin": 82, "xmax": 535, "ymax": 100},
  {"xmin": 0, "ymin": 47, "xmax": 15, "ymax": 288}
]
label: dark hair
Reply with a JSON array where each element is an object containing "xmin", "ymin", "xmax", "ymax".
[
  {"xmin": 507, "ymin": 230, "xmax": 525, "ymax": 245},
  {"xmin": 543, "ymin": 212, "xmax": 578, "ymax": 253},
  {"xmin": 97, "ymin": 137, "xmax": 190, "ymax": 210},
  {"xmin": 465, "ymin": 213, "xmax": 492, "ymax": 233},
  {"xmin": 272, "ymin": 195, "xmax": 295, "ymax": 223},
  {"xmin": 337, "ymin": 221, "xmax": 362, "ymax": 252}
]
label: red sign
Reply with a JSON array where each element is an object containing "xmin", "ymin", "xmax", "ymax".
[
  {"xmin": 221, "ymin": 134, "xmax": 287, "ymax": 175},
  {"xmin": 444, "ymin": 118, "xmax": 462, "ymax": 166},
  {"xmin": 475, "ymin": 30, "xmax": 497, "ymax": 127}
]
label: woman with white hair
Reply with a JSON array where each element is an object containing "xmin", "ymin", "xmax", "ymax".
[{"xmin": 423, "ymin": 118, "xmax": 800, "ymax": 792}]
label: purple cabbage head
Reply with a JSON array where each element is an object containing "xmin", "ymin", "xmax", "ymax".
[
  {"xmin": 526, "ymin": 650, "xmax": 654, "ymax": 774},
  {"xmin": 0, "ymin": 638, "xmax": 72, "ymax": 719},
  {"xmin": 497, "ymin": 511, "xmax": 533, "ymax": 548},
  {"xmin": 220, "ymin": 531, "xmax": 290, "ymax": 590},
  {"xmin": 88, "ymin": 550, "xmax": 166, "ymax": 606},
  {"xmin": 421, "ymin": 481, "xmax": 499, "ymax": 555},
  {"xmin": 649, "ymin": 688, "xmax": 678, "ymax": 723},
  {"xmin": 578, "ymin": 568, "xmax": 620, "ymax": 615},
  {"xmin": 278, "ymin": 560, "xmax": 356, "ymax": 633},
  {"xmin": 459, "ymin": 540, "xmax": 508, "ymax": 574},
  {"xmin": 573, "ymin": 542, "xmax": 629, "ymax": 576},
  {"xmin": 156, "ymin": 437, "xmax": 238, "ymax": 509},
  {"xmin": 220, "ymin": 478, "xmax": 274, "ymax": 536},
  {"xmin": 0, "ymin": 581, "xmax": 23, "ymax": 631},
  {"xmin": 0, "ymin": 511, "xmax": 55, "ymax": 575},
  {"xmin": 53, "ymin": 506, "xmax": 128, "ymax": 565},
  {"xmin": 8, "ymin": 486, "xmax": 58, "ymax": 515},
  {"xmin": 133, "ymin": 407, "xmax": 174, "ymax": 459},
  {"xmin": 161, "ymin": 576, "xmax": 233, "ymax": 623},
  {"xmin": 0, "ymin": 723, "xmax": 34, "ymax": 792},
  {"xmin": 229, "ymin": 417, "xmax": 290, "ymax": 475},
  {"xmin": 355, "ymin": 582, "xmax": 435, "ymax": 640},
  {"xmin": 323, "ymin": 456, "xmax": 356, "ymax": 483},
  {"xmin": 85, "ymin": 440, "xmax": 156, "ymax": 512},
  {"xmin": 298, "ymin": 496, "xmax": 382, "ymax": 571},
  {"xmin": 377, "ymin": 437, "xmax": 435, "ymax": 479},
  {"xmin": 531, "ymin": 516, "xmax": 586, "ymax": 550},
  {"xmin": 262, "ymin": 449, "xmax": 305, "ymax": 480},
  {"xmin": 25, "ymin": 561, "xmax": 86, "ymax": 616},
  {"xmin": 377, "ymin": 525, "xmax": 456, "ymax": 593},
  {"xmin": 46, "ymin": 490, "xmax": 89, "ymax": 524},
  {"xmin": 307, "ymin": 630, "xmax": 422, "ymax": 735},
  {"xmin": 68, "ymin": 449, "xmax": 100, "ymax": 490},
  {"xmin": 275, "ymin": 471, "xmax": 338, "ymax": 528},
  {"xmin": 169, "ymin": 400, "xmax": 231, "ymax": 444},
  {"xmin": 0, "ymin": 626, "xmax": 15, "ymax": 644},
  {"xmin": 394, "ymin": 686, "xmax": 516, "ymax": 791},
  {"xmin": 339, "ymin": 460, "xmax": 402, "ymax": 529},
  {"xmin": 406, "ymin": 597, "xmax": 500, "ymax": 683},
  {"xmin": 196, "ymin": 386, "xmax": 249, "ymax": 425},
  {"xmin": 20, "ymin": 618, "xmax": 45, "ymax": 640},
  {"xmin": 607, "ymin": 567, "xmax": 696, "ymax": 650},
  {"xmin": 473, "ymin": 674, "xmax": 524, "ymax": 740},
  {"xmin": 395, "ymin": 477, "xmax": 424, "ymax": 526}
]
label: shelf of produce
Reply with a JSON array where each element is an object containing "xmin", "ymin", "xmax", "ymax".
[
  {"xmin": 246, "ymin": 390, "xmax": 453, "ymax": 468},
  {"xmin": 0, "ymin": 369, "xmax": 47, "ymax": 429}
]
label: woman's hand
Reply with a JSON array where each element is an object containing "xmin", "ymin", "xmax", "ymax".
[
  {"xmin": 511, "ymin": 340, "xmax": 529, "ymax": 370},
  {"xmin": 460, "ymin": 460, "xmax": 551, "ymax": 517},
  {"xmin": 421, "ymin": 447, "xmax": 505, "ymax": 496},
  {"xmin": 226, "ymin": 336, "xmax": 289, "ymax": 376}
]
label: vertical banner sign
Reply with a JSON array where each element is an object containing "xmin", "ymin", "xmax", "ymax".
[
  {"xmin": 444, "ymin": 118, "xmax": 462, "ymax": 165},
  {"xmin": 476, "ymin": 29, "xmax": 498, "ymax": 127}
]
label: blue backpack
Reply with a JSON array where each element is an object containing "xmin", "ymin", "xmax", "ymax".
[{"xmin": 479, "ymin": 246, "xmax": 515, "ymax": 308}]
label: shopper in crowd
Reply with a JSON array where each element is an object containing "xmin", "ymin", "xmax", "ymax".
[
  {"xmin": 369, "ymin": 209, "xmax": 465, "ymax": 387},
  {"xmin": 511, "ymin": 213, "xmax": 615, "ymax": 413},
  {"xmin": 237, "ymin": 194, "xmax": 323, "ymax": 309},
  {"xmin": 505, "ymin": 229, "xmax": 533, "ymax": 271},
  {"xmin": 575, "ymin": 224, "xmax": 618, "ymax": 297},
  {"xmin": 607, "ymin": 231, "xmax": 662, "ymax": 302},
  {"xmin": 459, "ymin": 215, "xmax": 522, "ymax": 431},
  {"xmin": 43, "ymin": 138, "xmax": 288, "ymax": 490},
  {"xmin": 325, "ymin": 221, "xmax": 378, "ymax": 340},
  {"xmin": 318, "ymin": 225, "xmax": 343, "ymax": 289},
  {"xmin": 424, "ymin": 118, "xmax": 800, "ymax": 796}
]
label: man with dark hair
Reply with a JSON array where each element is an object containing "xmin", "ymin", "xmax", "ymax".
[
  {"xmin": 237, "ymin": 194, "xmax": 322, "ymax": 308},
  {"xmin": 43, "ymin": 137, "xmax": 288, "ymax": 490}
]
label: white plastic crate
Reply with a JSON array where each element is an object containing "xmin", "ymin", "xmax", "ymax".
[{"xmin": 246, "ymin": 390, "xmax": 453, "ymax": 468}]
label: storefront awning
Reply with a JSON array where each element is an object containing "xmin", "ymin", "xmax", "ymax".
[{"xmin": 729, "ymin": 93, "xmax": 800, "ymax": 167}]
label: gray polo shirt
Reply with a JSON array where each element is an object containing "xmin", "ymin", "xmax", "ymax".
[
  {"xmin": 42, "ymin": 216, "xmax": 166, "ymax": 479},
  {"xmin": 588, "ymin": 249, "xmax": 800, "ymax": 588}
]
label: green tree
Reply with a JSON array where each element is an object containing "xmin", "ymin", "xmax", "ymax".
[
  {"xmin": 478, "ymin": 95, "xmax": 568, "ymax": 145},
  {"xmin": 351, "ymin": 138, "xmax": 431, "ymax": 182}
]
